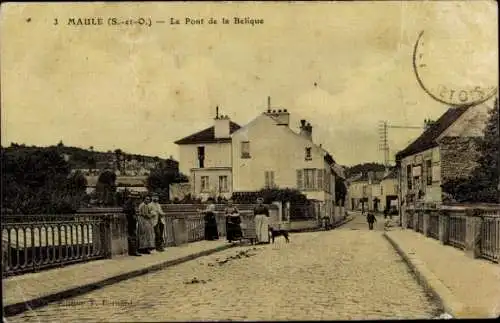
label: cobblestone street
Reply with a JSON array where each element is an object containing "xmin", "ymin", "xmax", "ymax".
[{"xmin": 11, "ymin": 215, "xmax": 441, "ymax": 322}]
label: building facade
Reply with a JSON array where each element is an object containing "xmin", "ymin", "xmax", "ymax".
[
  {"xmin": 174, "ymin": 111, "xmax": 241, "ymax": 200},
  {"xmin": 231, "ymin": 109, "xmax": 337, "ymax": 219},
  {"xmin": 396, "ymin": 102, "xmax": 493, "ymax": 210},
  {"xmin": 174, "ymin": 102, "xmax": 341, "ymax": 219}
]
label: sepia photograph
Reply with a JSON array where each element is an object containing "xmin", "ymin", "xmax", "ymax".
[{"xmin": 1, "ymin": 1, "xmax": 499, "ymax": 321}]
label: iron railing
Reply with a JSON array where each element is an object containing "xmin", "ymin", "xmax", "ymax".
[
  {"xmin": 447, "ymin": 214, "xmax": 466, "ymax": 250},
  {"xmin": 480, "ymin": 214, "xmax": 500, "ymax": 262},
  {"xmin": 428, "ymin": 213, "xmax": 440, "ymax": 240},
  {"xmin": 2, "ymin": 214, "xmax": 109, "ymax": 277}
]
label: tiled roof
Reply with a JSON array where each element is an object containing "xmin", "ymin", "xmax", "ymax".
[
  {"xmin": 395, "ymin": 106, "xmax": 470, "ymax": 160},
  {"xmin": 174, "ymin": 122, "xmax": 241, "ymax": 145}
]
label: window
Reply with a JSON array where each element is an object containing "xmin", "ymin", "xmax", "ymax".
[
  {"xmin": 297, "ymin": 169, "xmax": 303, "ymax": 189},
  {"xmin": 241, "ymin": 141, "xmax": 250, "ymax": 158},
  {"xmin": 197, "ymin": 146, "xmax": 205, "ymax": 168},
  {"xmin": 425, "ymin": 160, "xmax": 432, "ymax": 186},
  {"xmin": 297, "ymin": 169, "xmax": 324, "ymax": 191},
  {"xmin": 406, "ymin": 165, "xmax": 412, "ymax": 190},
  {"xmin": 218, "ymin": 175, "xmax": 229, "ymax": 192},
  {"xmin": 317, "ymin": 169, "xmax": 324, "ymax": 191},
  {"xmin": 324, "ymin": 169, "xmax": 329, "ymax": 192},
  {"xmin": 305, "ymin": 147, "xmax": 312, "ymax": 161},
  {"xmin": 304, "ymin": 169, "xmax": 316, "ymax": 190},
  {"xmin": 201, "ymin": 176, "xmax": 210, "ymax": 192},
  {"xmin": 264, "ymin": 171, "xmax": 275, "ymax": 188}
]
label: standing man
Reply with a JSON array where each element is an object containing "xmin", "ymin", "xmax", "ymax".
[
  {"xmin": 123, "ymin": 195, "xmax": 141, "ymax": 256},
  {"xmin": 366, "ymin": 212, "xmax": 377, "ymax": 230},
  {"xmin": 150, "ymin": 194, "xmax": 166, "ymax": 252}
]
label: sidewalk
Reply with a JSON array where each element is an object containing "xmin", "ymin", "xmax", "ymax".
[
  {"xmin": 3, "ymin": 240, "xmax": 234, "ymax": 316},
  {"xmin": 384, "ymin": 229, "xmax": 500, "ymax": 319}
]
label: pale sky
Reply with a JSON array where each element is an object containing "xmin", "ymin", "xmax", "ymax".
[{"xmin": 1, "ymin": 1, "xmax": 498, "ymax": 166}]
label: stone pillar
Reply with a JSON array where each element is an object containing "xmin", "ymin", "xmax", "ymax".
[
  {"xmin": 438, "ymin": 212, "xmax": 449, "ymax": 245},
  {"xmin": 423, "ymin": 212, "xmax": 430, "ymax": 237},
  {"xmin": 464, "ymin": 212, "xmax": 482, "ymax": 259},
  {"xmin": 99, "ymin": 214, "xmax": 113, "ymax": 259},
  {"xmin": 402, "ymin": 206, "xmax": 408, "ymax": 229},
  {"xmin": 173, "ymin": 218, "xmax": 188, "ymax": 246}
]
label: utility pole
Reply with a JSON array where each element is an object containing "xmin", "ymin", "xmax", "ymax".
[
  {"xmin": 379, "ymin": 120, "xmax": 425, "ymax": 227},
  {"xmin": 378, "ymin": 121, "xmax": 424, "ymax": 167}
]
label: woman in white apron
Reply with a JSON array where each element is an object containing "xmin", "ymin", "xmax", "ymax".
[{"xmin": 253, "ymin": 197, "xmax": 270, "ymax": 244}]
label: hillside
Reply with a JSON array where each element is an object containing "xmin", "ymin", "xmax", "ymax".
[
  {"xmin": 2, "ymin": 142, "xmax": 176, "ymax": 170},
  {"xmin": 344, "ymin": 162, "xmax": 387, "ymax": 179}
]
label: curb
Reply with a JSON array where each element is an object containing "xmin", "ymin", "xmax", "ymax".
[
  {"xmin": 3, "ymin": 243, "xmax": 236, "ymax": 317},
  {"xmin": 288, "ymin": 216, "xmax": 354, "ymax": 233},
  {"xmin": 383, "ymin": 232, "xmax": 464, "ymax": 318}
]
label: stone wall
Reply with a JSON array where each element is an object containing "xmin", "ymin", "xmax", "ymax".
[{"xmin": 439, "ymin": 136, "xmax": 482, "ymax": 182}]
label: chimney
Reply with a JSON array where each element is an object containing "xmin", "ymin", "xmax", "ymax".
[
  {"xmin": 214, "ymin": 107, "xmax": 230, "ymax": 139},
  {"xmin": 264, "ymin": 97, "xmax": 290, "ymax": 126},
  {"xmin": 299, "ymin": 120, "xmax": 313, "ymax": 141},
  {"xmin": 367, "ymin": 171, "xmax": 374, "ymax": 184}
]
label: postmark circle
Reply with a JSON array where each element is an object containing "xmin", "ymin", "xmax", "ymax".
[{"xmin": 412, "ymin": 30, "xmax": 497, "ymax": 107}]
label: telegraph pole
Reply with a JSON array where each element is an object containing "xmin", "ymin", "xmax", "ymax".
[{"xmin": 378, "ymin": 121, "xmax": 424, "ymax": 167}]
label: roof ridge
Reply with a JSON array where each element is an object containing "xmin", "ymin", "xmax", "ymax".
[{"xmin": 395, "ymin": 106, "xmax": 470, "ymax": 160}]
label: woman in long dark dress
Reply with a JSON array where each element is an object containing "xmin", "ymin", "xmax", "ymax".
[
  {"xmin": 204, "ymin": 203, "xmax": 219, "ymax": 240},
  {"xmin": 225, "ymin": 199, "xmax": 242, "ymax": 242}
]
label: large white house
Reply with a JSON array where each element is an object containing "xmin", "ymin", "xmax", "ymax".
[{"xmin": 174, "ymin": 99, "xmax": 343, "ymax": 219}]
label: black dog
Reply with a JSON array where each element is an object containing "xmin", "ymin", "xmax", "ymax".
[{"xmin": 269, "ymin": 227, "xmax": 290, "ymax": 243}]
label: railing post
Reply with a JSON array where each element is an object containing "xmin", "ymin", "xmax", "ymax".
[
  {"xmin": 423, "ymin": 211, "xmax": 430, "ymax": 237},
  {"xmin": 438, "ymin": 210, "xmax": 449, "ymax": 245},
  {"xmin": 464, "ymin": 210, "xmax": 482, "ymax": 259}
]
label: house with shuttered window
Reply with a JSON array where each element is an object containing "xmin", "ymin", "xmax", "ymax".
[
  {"xmin": 395, "ymin": 101, "xmax": 494, "ymax": 207},
  {"xmin": 174, "ymin": 98, "xmax": 342, "ymax": 219},
  {"xmin": 231, "ymin": 99, "xmax": 341, "ymax": 220}
]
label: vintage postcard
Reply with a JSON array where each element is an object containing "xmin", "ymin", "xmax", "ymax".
[{"xmin": 1, "ymin": 1, "xmax": 498, "ymax": 322}]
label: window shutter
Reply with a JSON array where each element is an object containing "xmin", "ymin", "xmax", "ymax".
[
  {"xmin": 317, "ymin": 169, "xmax": 324, "ymax": 191},
  {"xmin": 296, "ymin": 169, "xmax": 303, "ymax": 190}
]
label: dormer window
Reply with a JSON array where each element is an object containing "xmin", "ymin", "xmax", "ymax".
[{"xmin": 305, "ymin": 147, "xmax": 312, "ymax": 161}]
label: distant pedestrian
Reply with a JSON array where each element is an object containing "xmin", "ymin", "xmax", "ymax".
[
  {"xmin": 383, "ymin": 208, "xmax": 388, "ymax": 219},
  {"xmin": 137, "ymin": 196, "xmax": 155, "ymax": 254},
  {"xmin": 225, "ymin": 199, "xmax": 242, "ymax": 243},
  {"xmin": 123, "ymin": 196, "xmax": 141, "ymax": 257},
  {"xmin": 150, "ymin": 194, "xmax": 166, "ymax": 252},
  {"xmin": 366, "ymin": 212, "xmax": 377, "ymax": 230},
  {"xmin": 254, "ymin": 197, "xmax": 270, "ymax": 244},
  {"xmin": 204, "ymin": 203, "xmax": 219, "ymax": 240}
]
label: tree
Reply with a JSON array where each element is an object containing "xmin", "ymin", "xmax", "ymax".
[
  {"xmin": 1, "ymin": 147, "xmax": 85, "ymax": 214},
  {"xmin": 441, "ymin": 98, "xmax": 499, "ymax": 203},
  {"xmin": 335, "ymin": 176, "xmax": 347, "ymax": 206},
  {"xmin": 345, "ymin": 162, "xmax": 386, "ymax": 178},
  {"xmin": 146, "ymin": 165, "xmax": 188, "ymax": 202},
  {"xmin": 96, "ymin": 170, "xmax": 117, "ymax": 206},
  {"xmin": 232, "ymin": 188, "xmax": 308, "ymax": 204},
  {"xmin": 469, "ymin": 98, "xmax": 499, "ymax": 202}
]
